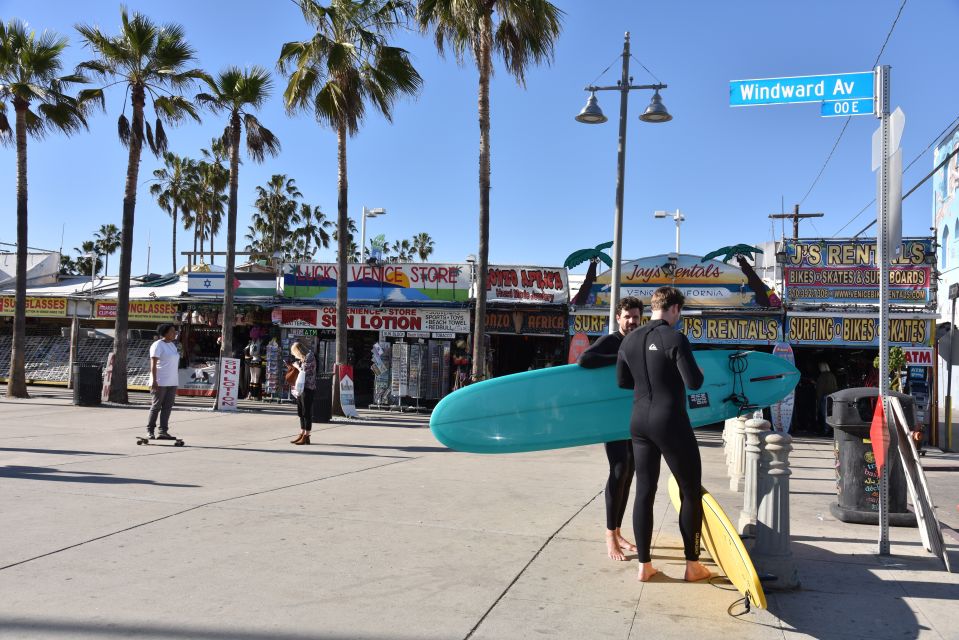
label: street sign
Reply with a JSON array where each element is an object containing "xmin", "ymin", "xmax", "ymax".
[
  {"xmin": 730, "ymin": 71, "xmax": 874, "ymax": 107},
  {"xmin": 950, "ymin": 282, "xmax": 959, "ymax": 300},
  {"xmin": 821, "ymin": 98, "xmax": 874, "ymax": 118}
]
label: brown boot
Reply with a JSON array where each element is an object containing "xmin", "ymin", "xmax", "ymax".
[
  {"xmin": 294, "ymin": 433, "xmax": 310, "ymax": 446},
  {"xmin": 291, "ymin": 433, "xmax": 305, "ymax": 444}
]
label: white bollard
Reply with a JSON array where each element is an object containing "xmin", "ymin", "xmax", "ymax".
[
  {"xmin": 728, "ymin": 415, "xmax": 747, "ymax": 492},
  {"xmin": 753, "ymin": 432, "xmax": 800, "ymax": 590},
  {"xmin": 738, "ymin": 417, "xmax": 768, "ymax": 535}
]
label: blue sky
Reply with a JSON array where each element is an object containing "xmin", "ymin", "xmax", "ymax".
[{"xmin": 1, "ymin": 0, "xmax": 957, "ymax": 276}]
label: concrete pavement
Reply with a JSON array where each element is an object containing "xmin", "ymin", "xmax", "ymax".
[{"xmin": 1, "ymin": 390, "xmax": 958, "ymax": 639}]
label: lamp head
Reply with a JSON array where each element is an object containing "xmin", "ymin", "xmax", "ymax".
[
  {"xmin": 575, "ymin": 92, "xmax": 607, "ymax": 124},
  {"xmin": 368, "ymin": 207, "xmax": 386, "ymax": 217},
  {"xmin": 654, "ymin": 210, "xmax": 667, "ymax": 219},
  {"xmin": 639, "ymin": 90, "xmax": 672, "ymax": 123}
]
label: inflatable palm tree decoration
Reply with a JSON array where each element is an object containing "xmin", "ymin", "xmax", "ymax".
[
  {"xmin": 701, "ymin": 244, "xmax": 778, "ymax": 307},
  {"xmin": 564, "ymin": 241, "xmax": 613, "ymax": 306}
]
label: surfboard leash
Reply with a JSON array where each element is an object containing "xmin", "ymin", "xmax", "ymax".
[{"xmin": 723, "ymin": 351, "xmax": 758, "ymax": 414}]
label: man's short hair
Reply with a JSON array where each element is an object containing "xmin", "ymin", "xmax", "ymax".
[
  {"xmin": 616, "ymin": 296, "xmax": 643, "ymax": 315},
  {"xmin": 650, "ymin": 286, "xmax": 685, "ymax": 311}
]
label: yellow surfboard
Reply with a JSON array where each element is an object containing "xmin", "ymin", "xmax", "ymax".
[{"xmin": 668, "ymin": 475, "xmax": 767, "ymax": 609}]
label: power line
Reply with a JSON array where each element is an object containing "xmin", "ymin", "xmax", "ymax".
[
  {"xmin": 831, "ymin": 111, "xmax": 959, "ymax": 236},
  {"xmin": 796, "ymin": 0, "xmax": 908, "ymax": 207}
]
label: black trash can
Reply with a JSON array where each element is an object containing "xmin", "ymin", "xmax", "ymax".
[
  {"xmin": 72, "ymin": 363, "xmax": 103, "ymax": 407},
  {"xmin": 312, "ymin": 372, "xmax": 334, "ymax": 424},
  {"xmin": 826, "ymin": 387, "xmax": 916, "ymax": 526}
]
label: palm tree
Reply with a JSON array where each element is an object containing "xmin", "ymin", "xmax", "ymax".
[
  {"xmin": 197, "ymin": 140, "xmax": 228, "ymax": 264},
  {"xmin": 77, "ymin": 8, "xmax": 204, "ymax": 403},
  {"xmin": 298, "ymin": 202, "xmax": 332, "ymax": 261},
  {"xmin": 418, "ymin": 0, "xmax": 562, "ymax": 381},
  {"xmin": 0, "ymin": 19, "xmax": 89, "ymax": 398},
  {"xmin": 248, "ymin": 174, "xmax": 302, "ymax": 261},
  {"xmin": 93, "ymin": 223, "xmax": 122, "ymax": 276},
  {"xmin": 74, "ymin": 240, "xmax": 104, "ymax": 276},
  {"xmin": 390, "ymin": 238, "xmax": 412, "ymax": 262},
  {"xmin": 411, "ymin": 232, "xmax": 434, "ymax": 261},
  {"xmin": 279, "ymin": 0, "xmax": 423, "ymax": 384},
  {"xmin": 196, "ymin": 66, "xmax": 280, "ymax": 358},
  {"xmin": 149, "ymin": 152, "xmax": 193, "ymax": 273},
  {"xmin": 332, "ymin": 217, "xmax": 359, "ymax": 262}
]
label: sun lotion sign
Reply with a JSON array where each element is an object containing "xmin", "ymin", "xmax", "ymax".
[{"xmin": 216, "ymin": 357, "xmax": 241, "ymax": 412}]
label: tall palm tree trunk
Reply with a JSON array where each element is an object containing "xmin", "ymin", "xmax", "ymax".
[
  {"xmin": 471, "ymin": 18, "xmax": 493, "ymax": 383},
  {"xmin": 109, "ymin": 85, "xmax": 146, "ymax": 403},
  {"xmin": 192, "ymin": 227, "xmax": 197, "ymax": 271},
  {"xmin": 172, "ymin": 205, "xmax": 178, "ymax": 273},
  {"xmin": 7, "ymin": 100, "xmax": 30, "ymax": 398},
  {"xmin": 332, "ymin": 121, "xmax": 349, "ymax": 416},
  {"xmin": 220, "ymin": 112, "xmax": 241, "ymax": 359}
]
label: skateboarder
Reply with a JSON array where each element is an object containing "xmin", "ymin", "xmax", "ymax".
[
  {"xmin": 146, "ymin": 323, "xmax": 180, "ymax": 440},
  {"xmin": 578, "ymin": 295, "xmax": 643, "ymax": 561}
]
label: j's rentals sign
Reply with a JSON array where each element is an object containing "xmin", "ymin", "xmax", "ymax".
[{"xmin": 782, "ymin": 239, "xmax": 933, "ymax": 305}]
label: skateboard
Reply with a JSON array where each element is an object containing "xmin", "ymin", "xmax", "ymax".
[{"xmin": 136, "ymin": 436, "xmax": 185, "ymax": 447}]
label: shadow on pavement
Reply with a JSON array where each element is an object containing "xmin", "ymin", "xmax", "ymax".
[
  {"xmin": 766, "ymin": 541, "xmax": 948, "ymax": 639},
  {"xmin": 0, "ymin": 618, "xmax": 392, "ymax": 640},
  {"xmin": 0, "ymin": 447, "xmax": 123, "ymax": 456},
  {"xmin": 185, "ymin": 445, "xmax": 410, "ymax": 459},
  {"xmin": 322, "ymin": 442, "xmax": 450, "ymax": 454},
  {"xmin": 0, "ymin": 466, "xmax": 200, "ymax": 488}
]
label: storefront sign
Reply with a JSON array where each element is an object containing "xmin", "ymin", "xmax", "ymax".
[
  {"xmin": 188, "ymin": 273, "xmax": 278, "ymax": 297},
  {"xmin": 485, "ymin": 266, "xmax": 569, "ymax": 304},
  {"xmin": 902, "ymin": 347, "xmax": 934, "ymax": 367},
  {"xmin": 95, "ymin": 300, "xmax": 178, "ymax": 322},
  {"xmin": 568, "ymin": 312, "xmax": 780, "ymax": 345},
  {"xmin": 486, "ymin": 309, "xmax": 567, "ymax": 336},
  {"xmin": 278, "ymin": 306, "xmax": 470, "ymax": 334},
  {"xmin": 338, "ymin": 365, "xmax": 359, "ymax": 418},
  {"xmin": 0, "ymin": 296, "xmax": 67, "ymax": 317},
  {"xmin": 590, "ymin": 254, "xmax": 776, "ymax": 308},
  {"xmin": 178, "ymin": 362, "xmax": 217, "ymax": 397},
  {"xmin": 432, "ymin": 332, "xmax": 456, "ymax": 339},
  {"xmin": 786, "ymin": 315, "xmax": 932, "ymax": 347},
  {"xmin": 215, "ymin": 357, "xmax": 241, "ymax": 411},
  {"xmin": 283, "ymin": 263, "xmax": 470, "ymax": 302},
  {"xmin": 782, "ymin": 239, "xmax": 933, "ymax": 304}
]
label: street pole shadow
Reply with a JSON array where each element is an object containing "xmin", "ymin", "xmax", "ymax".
[
  {"xmin": 0, "ymin": 466, "xmax": 200, "ymax": 488},
  {"xmin": 764, "ymin": 542, "xmax": 951, "ymax": 639}
]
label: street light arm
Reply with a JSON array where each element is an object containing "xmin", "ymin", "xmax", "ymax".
[{"xmin": 584, "ymin": 83, "xmax": 667, "ymax": 92}]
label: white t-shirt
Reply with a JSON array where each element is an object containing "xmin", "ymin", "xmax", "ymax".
[{"xmin": 149, "ymin": 340, "xmax": 180, "ymax": 387}]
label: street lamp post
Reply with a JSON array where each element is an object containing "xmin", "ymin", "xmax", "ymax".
[
  {"xmin": 360, "ymin": 207, "xmax": 387, "ymax": 263},
  {"xmin": 576, "ymin": 32, "xmax": 672, "ymax": 334},
  {"xmin": 654, "ymin": 209, "xmax": 685, "ymax": 254},
  {"xmin": 85, "ymin": 251, "xmax": 99, "ymax": 316}
]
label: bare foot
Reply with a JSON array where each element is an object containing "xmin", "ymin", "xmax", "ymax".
[
  {"xmin": 684, "ymin": 561, "xmax": 711, "ymax": 582},
  {"xmin": 605, "ymin": 531, "xmax": 626, "ymax": 561},
  {"xmin": 637, "ymin": 562, "xmax": 659, "ymax": 582},
  {"xmin": 615, "ymin": 529, "xmax": 637, "ymax": 553}
]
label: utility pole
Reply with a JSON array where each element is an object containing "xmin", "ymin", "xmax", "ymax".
[{"xmin": 769, "ymin": 204, "xmax": 825, "ymax": 239}]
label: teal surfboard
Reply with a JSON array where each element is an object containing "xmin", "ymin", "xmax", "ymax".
[{"xmin": 430, "ymin": 350, "xmax": 799, "ymax": 454}]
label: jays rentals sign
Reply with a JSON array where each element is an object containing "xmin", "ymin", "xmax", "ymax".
[{"xmin": 782, "ymin": 238, "xmax": 933, "ymax": 305}]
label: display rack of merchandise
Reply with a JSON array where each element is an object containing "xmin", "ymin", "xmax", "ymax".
[
  {"xmin": 264, "ymin": 339, "xmax": 280, "ymax": 395},
  {"xmin": 370, "ymin": 341, "xmax": 392, "ymax": 409}
]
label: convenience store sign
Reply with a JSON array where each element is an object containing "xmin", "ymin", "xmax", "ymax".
[
  {"xmin": 782, "ymin": 239, "xmax": 932, "ymax": 304},
  {"xmin": 0, "ymin": 296, "xmax": 67, "ymax": 317},
  {"xmin": 95, "ymin": 300, "xmax": 178, "ymax": 322}
]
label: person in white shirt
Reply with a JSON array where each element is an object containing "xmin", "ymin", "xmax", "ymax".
[{"xmin": 147, "ymin": 323, "xmax": 181, "ymax": 439}]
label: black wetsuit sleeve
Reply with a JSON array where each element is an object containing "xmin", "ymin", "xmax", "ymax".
[
  {"xmin": 616, "ymin": 348, "xmax": 635, "ymax": 389},
  {"xmin": 671, "ymin": 333, "xmax": 704, "ymax": 390},
  {"xmin": 578, "ymin": 333, "xmax": 621, "ymax": 369}
]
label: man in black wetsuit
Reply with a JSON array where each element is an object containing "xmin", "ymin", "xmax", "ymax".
[
  {"xmin": 578, "ymin": 296, "xmax": 643, "ymax": 561},
  {"xmin": 617, "ymin": 286, "xmax": 711, "ymax": 583}
]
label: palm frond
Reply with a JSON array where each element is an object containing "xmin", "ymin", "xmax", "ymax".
[
  {"xmin": 244, "ymin": 113, "xmax": 280, "ymax": 163},
  {"xmin": 154, "ymin": 117, "xmax": 168, "ymax": 153},
  {"xmin": 117, "ymin": 112, "xmax": 131, "ymax": 146},
  {"xmin": 144, "ymin": 119, "xmax": 158, "ymax": 155},
  {"xmin": 153, "ymin": 95, "xmax": 201, "ymax": 123}
]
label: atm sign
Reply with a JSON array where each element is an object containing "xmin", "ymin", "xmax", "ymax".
[{"xmin": 903, "ymin": 347, "xmax": 933, "ymax": 367}]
